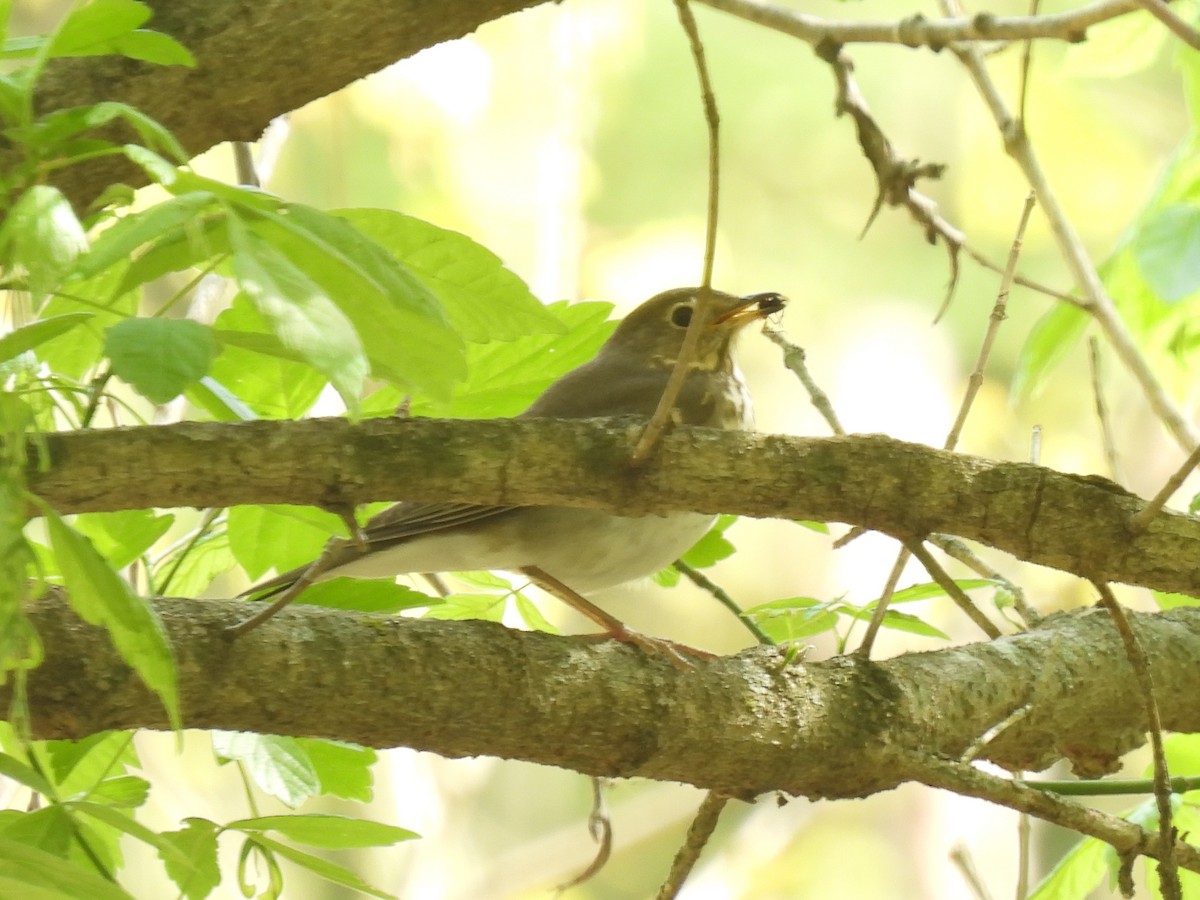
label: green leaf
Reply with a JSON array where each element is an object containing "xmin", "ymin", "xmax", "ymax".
[
  {"xmin": 378, "ymin": 299, "xmax": 616, "ymax": 419},
  {"xmin": 247, "ymin": 204, "xmax": 466, "ymax": 400},
  {"xmin": 158, "ymin": 818, "xmax": 220, "ymax": 900},
  {"xmin": 794, "ymin": 520, "xmax": 829, "ymax": 534},
  {"xmin": 75, "ymin": 191, "xmax": 216, "ymax": 280},
  {"xmin": 1132, "ymin": 203, "xmax": 1200, "ymax": 302},
  {"xmin": 68, "ymin": 800, "xmax": 192, "ymax": 865},
  {"xmin": 887, "ymin": 579, "xmax": 995, "ymax": 604},
  {"xmin": 47, "ymin": 0, "xmax": 149, "ymax": 56},
  {"xmin": 872, "ymin": 609, "xmax": 950, "ymax": 640},
  {"xmin": 226, "ymin": 505, "xmax": 342, "ymax": 580},
  {"xmin": 103, "ymin": 318, "xmax": 219, "ymax": 404},
  {"xmin": 333, "ymin": 209, "xmax": 565, "ymax": 342},
  {"xmin": 1027, "ymin": 834, "xmax": 1112, "ymax": 899},
  {"xmin": 291, "ymin": 579, "xmax": 434, "ymax": 614},
  {"xmin": 294, "ymin": 739, "xmax": 375, "ymax": 802},
  {"xmin": 212, "ymin": 733, "xmax": 319, "ymax": 809},
  {"xmin": 73, "ymin": 510, "xmax": 174, "ymax": 570},
  {"xmin": 228, "ymin": 814, "xmax": 417, "ymax": 849},
  {"xmin": 82, "ymin": 776, "xmax": 149, "ymax": 809},
  {"xmin": 105, "ymin": 30, "xmax": 194, "ymax": 66},
  {"xmin": 45, "ymin": 731, "xmax": 137, "ymax": 797},
  {"xmin": 38, "ymin": 263, "xmax": 137, "ymax": 379},
  {"xmin": 423, "ymin": 593, "xmax": 507, "ymax": 622},
  {"xmin": 44, "ymin": 509, "xmax": 179, "ymax": 729},
  {"xmin": 514, "ymin": 593, "xmax": 559, "ymax": 634},
  {"xmin": 0, "ymin": 314, "xmax": 93, "ymax": 364},
  {"xmin": 679, "ymin": 514, "xmax": 737, "ymax": 569},
  {"xmin": 1155, "ymin": 590, "xmax": 1200, "ymax": 609},
  {"xmin": 745, "ymin": 597, "xmax": 841, "ymax": 641},
  {"xmin": 246, "ymin": 834, "xmax": 397, "ymax": 900},
  {"xmin": 0, "ymin": 185, "xmax": 88, "ymax": 299},
  {"xmin": 0, "ymin": 836, "xmax": 134, "ymax": 899},
  {"xmin": 226, "ymin": 213, "xmax": 369, "ymax": 410},
  {"xmin": 0, "ymin": 807, "xmax": 73, "ymax": 858},
  {"xmin": 0, "ymin": 752, "xmax": 55, "ymax": 796},
  {"xmin": 208, "ymin": 296, "xmax": 327, "ymax": 419},
  {"xmin": 154, "ymin": 528, "xmax": 235, "ymax": 597},
  {"xmin": 1011, "ymin": 303, "xmax": 1089, "ymax": 400}
]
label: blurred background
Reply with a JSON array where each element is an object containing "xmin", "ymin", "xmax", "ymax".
[{"xmin": 16, "ymin": 0, "xmax": 1198, "ymax": 895}]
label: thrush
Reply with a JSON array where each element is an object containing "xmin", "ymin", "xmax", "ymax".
[{"xmin": 236, "ymin": 287, "xmax": 786, "ymax": 647}]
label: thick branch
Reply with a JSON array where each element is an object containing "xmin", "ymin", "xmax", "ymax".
[
  {"xmin": 25, "ymin": 0, "xmax": 548, "ymax": 208},
  {"xmin": 25, "ymin": 417, "xmax": 1200, "ymax": 596},
  {"xmin": 13, "ymin": 595, "xmax": 1200, "ymax": 792}
]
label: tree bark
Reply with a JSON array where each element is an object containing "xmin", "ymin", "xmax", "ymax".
[{"xmin": 26, "ymin": 417, "xmax": 1200, "ymax": 596}]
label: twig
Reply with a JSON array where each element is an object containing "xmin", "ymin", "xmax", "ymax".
[
  {"xmin": 854, "ymin": 546, "xmax": 908, "ymax": 657},
  {"xmin": 1128, "ymin": 442, "xmax": 1200, "ymax": 532},
  {"xmin": 633, "ymin": 0, "xmax": 721, "ymax": 464},
  {"xmin": 928, "ymin": 535, "xmax": 1039, "ymax": 627},
  {"xmin": 944, "ymin": 193, "xmax": 1036, "ymax": 451},
  {"xmin": 697, "ymin": 0, "xmax": 1143, "ymax": 47},
  {"xmin": 1016, "ymin": 807, "xmax": 1031, "ymax": 900},
  {"xmin": 555, "ymin": 777, "xmax": 613, "ymax": 892},
  {"xmin": 908, "ymin": 753, "xmax": 1200, "ymax": 875},
  {"xmin": 1088, "ymin": 337, "xmax": 1124, "ymax": 484},
  {"xmin": 1133, "ymin": 0, "xmax": 1200, "ymax": 49},
  {"xmin": 228, "ymin": 538, "xmax": 359, "ymax": 635},
  {"xmin": 1092, "ymin": 581, "xmax": 1180, "ymax": 899},
  {"xmin": 1019, "ymin": 776, "xmax": 1200, "ymax": 795},
  {"xmin": 233, "ymin": 142, "xmax": 260, "ymax": 187},
  {"xmin": 905, "ymin": 540, "xmax": 1003, "ymax": 639},
  {"xmin": 655, "ymin": 792, "xmax": 729, "ymax": 900},
  {"xmin": 961, "ymin": 243, "xmax": 1087, "ymax": 308},
  {"xmin": 1017, "ymin": 0, "xmax": 1040, "ymax": 128},
  {"xmin": 676, "ymin": 561, "xmax": 775, "ymax": 645},
  {"xmin": 761, "ymin": 326, "xmax": 845, "ymax": 435},
  {"xmin": 950, "ymin": 843, "xmax": 996, "ymax": 900},
  {"xmin": 939, "ymin": 0, "xmax": 1198, "ymax": 453},
  {"xmin": 815, "ymin": 43, "xmax": 962, "ymax": 313}
]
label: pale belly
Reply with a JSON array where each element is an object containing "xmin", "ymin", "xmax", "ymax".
[{"xmin": 325, "ymin": 508, "xmax": 716, "ymax": 594}]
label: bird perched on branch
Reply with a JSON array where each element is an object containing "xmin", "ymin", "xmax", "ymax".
[{"xmin": 235, "ymin": 287, "xmax": 786, "ymax": 651}]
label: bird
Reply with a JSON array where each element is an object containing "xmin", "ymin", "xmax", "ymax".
[{"xmin": 234, "ymin": 287, "xmax": 786, "ymax": 650}]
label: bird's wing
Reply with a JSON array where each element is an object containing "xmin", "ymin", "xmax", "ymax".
[{"xmin": 241, "ymin": 502, "xmax": 518, "ymax": 599}]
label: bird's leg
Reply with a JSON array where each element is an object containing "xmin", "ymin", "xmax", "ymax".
[{"xmin": 520, "ymin": 566, "xmax": 714, "ymax": 665}]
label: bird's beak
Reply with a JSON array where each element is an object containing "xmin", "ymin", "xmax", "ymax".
[{"xmin": 709, "ymin": 292, "xmax": 788, "ymax": 330}]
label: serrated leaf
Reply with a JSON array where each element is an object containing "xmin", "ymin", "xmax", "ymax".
[
  {"xmin": 247, "ymin": 834, "xmax": 397, "ymax": 900},
  {"xmin": 227, "ymin": 505, "xmax": 342, "ymax": 580},
  {"xmin": 380, "ymin": 300, "xmax": 616, "ymax": 419},
  {"xmin": 45, "ymin": 732, "xmax": 138, "ymax": 798},
  {"xmin": 208, "ymin": 296, "xmax": 327, "ymax": 419},
  {"xmin": 158, "ymin": 818, "xmax": 220, "ymax": 900},
  {"xmin": 0, "ymin": 836, "xmax": 134, "ymax": 899},
  {"xmin": 212, "ymin": 733, "xmax": 319, "ymax": 809},
  {"xmin": 228, "ymin": 814, "xmax": 417, "ymax": 849},
  {"xmin": 81, "ymin": 775, "xmax": 149, "ymax": 809},
  {"xmin": 333, "ymin": 209, "xmax": 564, "ymax": 342},
  {"xmin": 154, "ymin": 529, "xmax": 235, "ymax": 597},
  {"xmin": 0, "ymin": 752, "xmax": 54, "ymax": 796},
  {"xmin": 247, "ymin": 204, "xmax": 465, "ymax": 400},
  {"xmin": 294, "ymin": 739, "xmax": 375, "ymax": 802},
  {"xmin": 38, "ymin": 263, "xmax": 137, "ymax": 379},
  {"xmin": 514, "ymin": 593, "xmax": 559, "ymax": 634},
  {"xmin": 1027, "ymin": 834, "xmax": 1112, "ymax": 900},
  {"xmin": 68, "ymin": 800, "xmax": 192, "ymax": 865},
  {"xmin": 0, "ymin": 313, "xmax": 92, "ymax": 364},
  {"xmin": 226, "ymin": 214, "xmax": 368, "ymax": 410},
  {"xmin": 423, "ymin": 593, "xmax": 507, "ymax": 622},
  {"xmin": 44, "ymin": 509, "xmax": 179, "ymax": 730},
  {"xmin": 103, "ymin": 318, "xmax": 219, "ymax": 404},
  {"xmin": 678, "ymin": 514, "xmax": 737, "ymax": 569},
  {"xmin": 48, "ymin": 0, "xmax": 149, "ymax": 56}
]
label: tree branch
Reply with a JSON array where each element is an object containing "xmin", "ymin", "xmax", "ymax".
[
  {"xmin": 25, "ymin": 417, "xmax": 1200, "ymax": 596},
  {"xmin": 12, "ymin": 595, "xmax": 1200, "ymax": 793},
  {"xmin": 25, "ymin": 0, "xmax": 550, "ymax": 208}
]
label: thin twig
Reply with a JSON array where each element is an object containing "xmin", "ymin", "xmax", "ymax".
[
  {"xmin": 1092, "ymin": 581, "xmax": 1180, "ymax": 899},
  {"xmin": 655, "ymin": 793, "xmax": 729, "ymax": 900},
  {"xmin": 950, "ymin": 843, "xmax": 997, "ymax": 900},
  {"xmin": 676, "ymin": 561, "xmax": 775, "ymax": 645},
  {"xmin": 928, "ymin": 535, "xmax": 1039, "ymax": 627},
  {"xmin": 905, "ymin": 540, "xmax": 1003, "ymax": 639},
  {"xmin": 939, "ymin": 0, "xmax": 1198, "ymax": 453},
  {"xmin": 697, "ymin": 0, "xmax": 1142, "ymax": 48},
  {"xmin": 555, "ymin": 777, "xmax": 613, "ymax": 892},
  {"xmin": 908, "ymin": 753, "xmax": 1200, "ymax": 874},
  {"xmin": 233, "ymin": 142, "xmax": 260, "ymax": 187},
  {"xmin": 1133, "ymin": 0, "xmax": 1200, "ymax": 49},
  {"xmin": 1016, "ymin": 807, "xmax": 1031, "ymax": 900},
  {"xmin": 633, "ymin": 0, "xmax": 721, "ymax": 464},
  {"xmin": 1088, "ymin": 337, "xmax": 1124, "ymax": 484},
  {"xmin": 944, "ymin": 193, "xmax": 1036, "ymax": 451},
  {"xmin": 855, "ymin": 546, "xmax": 909, "ymax": 657},
  {"xmin": 761, "ymin": 325, "xmax": 845, "ymax": 435},
  {"xmin": 1017, "ymin": 0, "xmax": 1040, "ymax": 128},
  {"xmin": 962, "ymin": 243, "xmax": 1086, "ymax": 308},
  {"xmin": 1128, "ymin": 442, "xmax": 1200, "ymax": 532},
  {"xmin": 1019, "ymin": 776, "xmax": 1200, "ymax": 796},
  {"xmin": 228, "ymin": 538, "xmax": 360, "ymax": 635}
]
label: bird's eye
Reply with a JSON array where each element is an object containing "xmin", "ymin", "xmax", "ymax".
[{"xmin": 670, "ymin": 304, "xmax": 693, "ymax": 328}]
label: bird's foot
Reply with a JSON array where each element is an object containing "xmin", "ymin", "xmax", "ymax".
[{"xmin": 581, "ymin": 626, "xmax": 715, "ymax": 668}]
